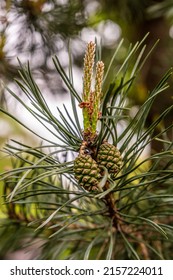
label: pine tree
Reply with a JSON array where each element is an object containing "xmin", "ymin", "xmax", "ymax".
[{"xmin": 1, "ymin": 36, "xmax": 173, "ymax": 259}]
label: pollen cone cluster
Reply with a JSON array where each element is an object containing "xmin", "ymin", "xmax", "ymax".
[
  {"xmin": 97, "ymin": 142, "xmax": 123, "ymax": 177},
  {"xmin": 81, "ymin": 41, "xmax": 104, "ymax": 140}
]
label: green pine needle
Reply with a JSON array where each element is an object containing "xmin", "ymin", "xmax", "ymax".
[{"xmin": 1, "ymin": 36, "xmax": 173, "ymax": 259}]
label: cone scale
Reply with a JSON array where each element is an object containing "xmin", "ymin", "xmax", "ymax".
[
  {"xmin": 74, "ymin": 154, "xmax": 101, "ymax": 190},
  {"xmin": 97, "ymin": 142, "xmax": 123, "ymax": 176}
]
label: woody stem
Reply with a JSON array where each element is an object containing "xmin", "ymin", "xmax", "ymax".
[{"xmin": 104, "ymin": 182, "xmax": 121, "ymax": 229}]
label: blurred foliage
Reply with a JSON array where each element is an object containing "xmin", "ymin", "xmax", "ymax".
[
  {"xmin": 1, "ymin": 0, "xmax": 173, "ymax": 259},
  {"xmin": 0, "ymin": 0, "xmax": 87, "ymax": 99},
  {"xmin": 91, "ymin": 0, "xmax": 173, "ymax": 151},
  {"xmin": 1, "ymin": 0, "xmax": 173, "ymax": 97}
]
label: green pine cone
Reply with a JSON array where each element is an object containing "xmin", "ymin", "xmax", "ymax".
[
  {"xmin": 97, "ymin": 142, "xmax": 123, "ymax": 175},
  {"xmin": 74, "ymin": 154, "xmax": 101, "ymax": 190}
]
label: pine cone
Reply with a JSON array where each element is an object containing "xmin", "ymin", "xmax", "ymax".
[
  {"xmin": 74, "ymin": 154, "xmax": 101, "ymax": 190},
  {"xmin": 97, "ymin": 142, "xmax": 123, "ymax": 175}
]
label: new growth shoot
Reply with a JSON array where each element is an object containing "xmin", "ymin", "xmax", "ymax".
[{"xmin": 79, "ymin": 41, "xmax": 104, "ymax": 141}]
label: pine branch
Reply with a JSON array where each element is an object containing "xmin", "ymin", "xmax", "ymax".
[{"xmin": 1, "ymin": 36, "xmax": 173, "ymax": 259}]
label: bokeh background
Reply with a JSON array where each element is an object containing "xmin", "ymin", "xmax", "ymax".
[{"xmin": 1, "ymin": 0, "xmax": 173, "ymax": 258}]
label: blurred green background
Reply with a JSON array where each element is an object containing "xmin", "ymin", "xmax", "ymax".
[{"xmin": 1, "ymin": 0, "xmax": 173, "ymax": 258}]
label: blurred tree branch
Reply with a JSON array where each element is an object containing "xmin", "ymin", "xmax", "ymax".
[{"xmin": 0, "ymin": 0, "xmax": 87, "ymax": 103}]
